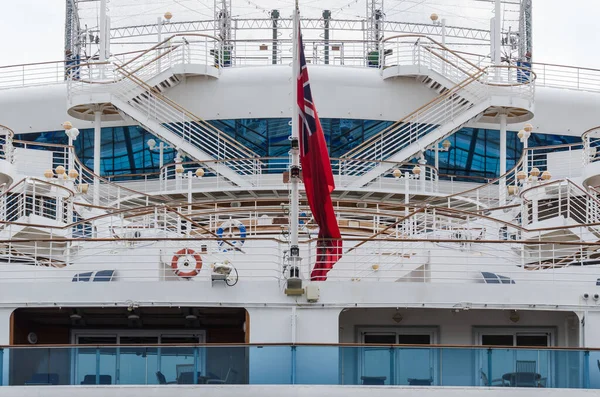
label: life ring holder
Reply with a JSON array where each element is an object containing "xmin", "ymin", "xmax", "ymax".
[
  {"xmin": 171, "ymin": 248, "xmax": 202, "ymax": 278},
  {"xmin": 217, "ymin": 220, "xmax": 247, "ymax": 250}
]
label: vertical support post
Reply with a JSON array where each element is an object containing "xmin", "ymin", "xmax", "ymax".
[
  {"xmin": 271, "ymin": 10, "xmax": 279, "ymax": 65},
  {"xmin": 157, "ymin": 17, "xmax": 163, "ymax": 72},
  {"xmin": 487, "ymin": 348, "xmax": 493, "ymax": 386},
  {"xmin": 93, "ymin": 111, "xmax": 102, "ymax": 206},
  {"xmin": 95, "ymin": 347, "xmax": 100, "ymax": 385},
  {"xmin": 159, "ymin": 142, "xmax": 164, "ymax": 168},
  {"xmin": 289, "ymin": 4, "xmax": 301, "ymax": 278},
  {"xmin": 493, "ymin": 0, "xmax": 501, "ymax": 67},
  {"xmin": 193, "ymin": 347, "xmax": 199, "ymax": 384},
  {"xmin": 323, "ymin": 10, "xmax": 331, "ymax": 65},
  {"xmin": 291, "ymin": 306, "xmax": 297, "ymax": 384},
  {"xmin": 99, "ymin": 0, "xmax": 107, "ymax": 63},
  {"xmin": 584, "ymin": 350, "xmax": 590, "ymax": 388},
  {"xmin": 0, "ymin": 348, "xmax": 3, "ymax": 386},
  {"xmin": 499, "ymin": 113, "xmax": 507, "ymax": 205}
]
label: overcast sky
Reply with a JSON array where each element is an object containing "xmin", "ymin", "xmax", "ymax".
[{"xmin": 0, "ymin": 0, "xmax": 598, "ymax": 68}]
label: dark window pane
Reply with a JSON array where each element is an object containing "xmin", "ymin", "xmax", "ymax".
[
  {"xmin": 482, "ymin": 335, "xmax": 514, "ymax": 346},
  {"xmin": 397, "ymin": 334, "xmax": 430, "ymax": 345},
  {"xmin": 516, "ymin": 334, "xmax": 548, "ymax": 347},
  {"xmin": 364, "ymin": 334, "xmax": 396, "ymax": 344}
]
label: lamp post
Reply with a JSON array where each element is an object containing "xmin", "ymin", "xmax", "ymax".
[
  {"xmin": 63, "ymin": 121, "xmax": 80, "ymax": 172},
  {"xmin": 431, "ymin": 139, "xmax": 451, "ymax": 170},
  {"xmin": 157, "ymin": 12, "xmax": 173, "ymax": 71},
  {"xmin": 147, "ymin": 138, "xmax": 176, "ymax": 168}
]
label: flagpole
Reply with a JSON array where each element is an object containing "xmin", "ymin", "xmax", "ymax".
[{"xmin": 289, "ymin": 1, "xmax": 301, "ymax": 278}]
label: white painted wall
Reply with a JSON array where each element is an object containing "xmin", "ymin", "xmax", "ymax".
[
  {"xmin": 0, "ymin": 67, "xmax": 599, "ymax": 138},
  {"xmin": 339, "ymin": 308, "xmax": 578, "ymax": 346}
]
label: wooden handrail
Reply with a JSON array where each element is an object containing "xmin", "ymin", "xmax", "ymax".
[{"xmin": 2, "ymin": 342, "xmax": 598, "ymax": 351}]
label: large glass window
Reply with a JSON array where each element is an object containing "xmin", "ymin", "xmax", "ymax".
[{"xmin": 16, "ymin": 121, "xmax": 581, "ymax": 180}]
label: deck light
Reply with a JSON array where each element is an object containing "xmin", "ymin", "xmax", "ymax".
[
  {"xmin": 523, "ymin": 123, "xmax": 533, "ymax": 133},
  {"xmin": 44, "ymin": 169, "xmax": 54, "ymax": 179},
  {"xmin": 147, "ymin": 139, "xmax": 157, "ymax": 150},
  {"xmin": 164, "ymin": 11, "xmax": 173, "ymax": 21},
  {"xmin": 68, "ymin": 169, "xmax": 79, "ymax": 179},
  {"xmin": 529, "ymin": 167, "xmax": 540, "ymax": 177},
  {"xmin": 195, "ymin": 168, "xmax": 205, "ymax": 178},
  {"xmin": 392, "ymin": 168, "xmax": 401, "ymax": 178},
  {"xmin": 55, "ymin": 166, "xmax": 65, "ymax": 175},
  {"xmin": 412, "ymin": 165, "xmax": 421, "ymax": 175},
  {"xmin": 518, "ymin": 129, "xmax": 530, "ymax": 142},
  {"xmin": 442, "ymin": 139, "xmax": 451, "ymax": 150},
  {"xmin": 392, "ymin": 310, "xmax": 403, "ymax": 323},
  {"xmin": 541, "ymin": 170, "xmax": 551, "ymax": 181},
  {"xmin": 430, "ymin": 13, "xmax": 438, "ymax": 22},
  {"xmin": 516, "ymin": 170, "xmax": 527, "ymax": 181}
]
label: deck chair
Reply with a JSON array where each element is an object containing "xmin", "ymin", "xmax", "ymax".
[
  {"xmin": 516, "ymin": 360, "xmax": 537, "ymax": 373},
  {"xmin": 207, "ymin": 368, "xmax": 239, "ymax": 384},
  {"xmin": 480, "ymin": 370, "xmax": 506, "ymax": 386}
]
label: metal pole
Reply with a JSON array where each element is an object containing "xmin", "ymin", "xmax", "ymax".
[
  {"xmin": 323, "ymin": 10, "xmax": 331, "ymax": 65},
  {"xmin": 157, "ymin": 17, "xmax": 162, "ymax": 71},
  {"xmin": 159, "ymin": 142, "xmax": 164, "ymax": 168},
  {"xmin": 494, "ymin": 0, "xmax": 501, "ymax": 66},
  {"xmin": 93, "ymin": 111, "xmax": 102, "ymax": 206},
  {"xmin": 99, "ymin": 0, "xmax": 107, "ymax": 62},
  {"xmin": 271, "ymin": 10, "xmax": 279, "ymax": 65},
  {"xmin": 289, "ymin": 2, "xmax": 301, "ymax": 277},
  {"xmin": 499, "ymin": 113, "xmax": 507, "ymax": 205}
]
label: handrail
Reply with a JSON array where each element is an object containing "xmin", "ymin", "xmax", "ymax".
[
  {"xmin": 382, "ymin": 34, "xmax": 485, "ymax": 74},
  {"xmin": 0, "ymin": 342, "xmax": 597, "ymax": 351},
  {"xmin": 343, "ymin": 69, "xmax": 485, "ymax": 158}
]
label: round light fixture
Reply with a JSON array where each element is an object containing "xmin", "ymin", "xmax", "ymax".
[
  {"xmin": 55, "ymin": 166, "xmax": 65, "ymax": 175},
  {"xmin": 529, "ymin": 167, "xmax": 540, "ymax": 177},
  {"xmin": 195, "ymin": 168, "xmax": 205, "ymax": 178},
  {"xmin": 412, "ymin": 165, "xmax": 421, "ymax": 175}
]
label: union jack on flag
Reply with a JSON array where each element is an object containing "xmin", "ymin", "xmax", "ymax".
[{"xmin": 295, "ymin": 23, "xmax": 342, "ymax": 281}]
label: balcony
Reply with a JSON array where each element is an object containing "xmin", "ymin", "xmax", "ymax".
[{"xmin": 2, "ymin": 344, "xmax": 600, "ymax": 388}]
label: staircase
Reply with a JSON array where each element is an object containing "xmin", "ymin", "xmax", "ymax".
[
  {"xmin": 340, "ymin": 35, "xmax": 534, "ymax": 189},
  {"xmin": 341, "ymin": 71, "xmax": 491, "ymax": 188},
  {"xmin": 68, "ymin": 35, "xmax": 260, "ymax": 188}
]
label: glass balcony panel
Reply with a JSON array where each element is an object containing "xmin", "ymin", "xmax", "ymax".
[
  {"xmin": 439, "ymin": 348, "xmax": 475, "ymax": 386},
  {"xmin": 158, "ymin": 346, "xmax": 197, "ymax": 384},
  {"xmin": 295, "ymin": 345, "xmax": 339, "ymax": 385},
  {"xmin": 397, "ymin": 347, "xmax": 433, "ymax": 385},
  {"xmin": 248, "ymin": 346, "xmax": 292, "ymax": 384}
]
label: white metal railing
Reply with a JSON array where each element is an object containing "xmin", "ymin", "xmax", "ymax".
[
  {"xmin": 0, "ymin": 60, "xmax": 66, "ymax": 89},
  {"xmin": 582, "ymin": 126, "xmax": 600, "ymax": 166},
  {"xmin": 340, "ymin": 71, "xmax": 489, "ymax": 178},
  {"xmin": 0, "ymin": 124, "xmax": 14, "ymax": 163}
]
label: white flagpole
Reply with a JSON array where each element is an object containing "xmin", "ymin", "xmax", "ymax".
[{"xmin": 289, "ymin": 1, "xmax": 301, "ymax": 278}]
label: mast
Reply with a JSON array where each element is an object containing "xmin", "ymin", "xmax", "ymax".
[{"xmin": 289, "ymin": 0, "xmax": 301, "ymax": 280}]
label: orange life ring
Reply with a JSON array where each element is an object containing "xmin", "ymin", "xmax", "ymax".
[{"xmin": 171, "ymin": 248, "xmax": 202, "ymax": 278}]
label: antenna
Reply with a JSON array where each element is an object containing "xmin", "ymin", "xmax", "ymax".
[
  {"xmin": 519, "ymin": 0, "xmax": 532, "ymax": 60},
  {"xmin": 215, "ymin": 0, "xmax": 232, "ymax": 43},
  {"xmin": 366, "ymin": 0, "xmax": 384, "ymax": 56}
]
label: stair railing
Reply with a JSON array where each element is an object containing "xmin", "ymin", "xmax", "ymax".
[{"xmin": 109, "ymin": 34, "xmax": 261, "ymax": 178}]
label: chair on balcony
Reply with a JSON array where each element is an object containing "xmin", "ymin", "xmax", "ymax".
[
  {"xmin": 81, "ymin": 374, "xmax": 112, "ymax": 385},
  {"xmin": 156, "ymin": 371, "xmax": 177, "ymax": 385},
  {"xmin": 24, "ymin": 373, "xmax": 59, "ymax": 385},
  {"xmin": 408, "ymin": 378, "xmax": 433, "ymax": 385},
  {"xmin": 516, "ymin": 360, "xmax": 536, "ymax": 373},
  {"xmin": 480, "ymin": 370, "xmax": 506, "ymax": 386},
  {"xmin": 206, "ymin": 368, "xmax": 239, "ymax": 384}
]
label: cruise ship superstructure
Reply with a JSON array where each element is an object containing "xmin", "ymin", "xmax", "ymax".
[{"xmin": 0, "ymin": 0, "xmax": 600, "ymax": 394}]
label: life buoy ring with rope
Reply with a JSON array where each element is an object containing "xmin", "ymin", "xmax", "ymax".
[
  {"xmin": 171, "ymin": 248, "xmax": 202, "ymax": 278},
  {"xmin": 217, "ymin": 220, "xmax": 247, "ymax": 251}
]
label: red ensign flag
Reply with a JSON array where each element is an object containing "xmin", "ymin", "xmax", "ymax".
[{"xmin": 296, "ymin": 26, "xmax": 342, "ymax": 281}]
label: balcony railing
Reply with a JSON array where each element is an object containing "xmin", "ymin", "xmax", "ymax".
[{"xmin": 2, "ymin": 343, "xmax": 599, "ymax": 388}]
